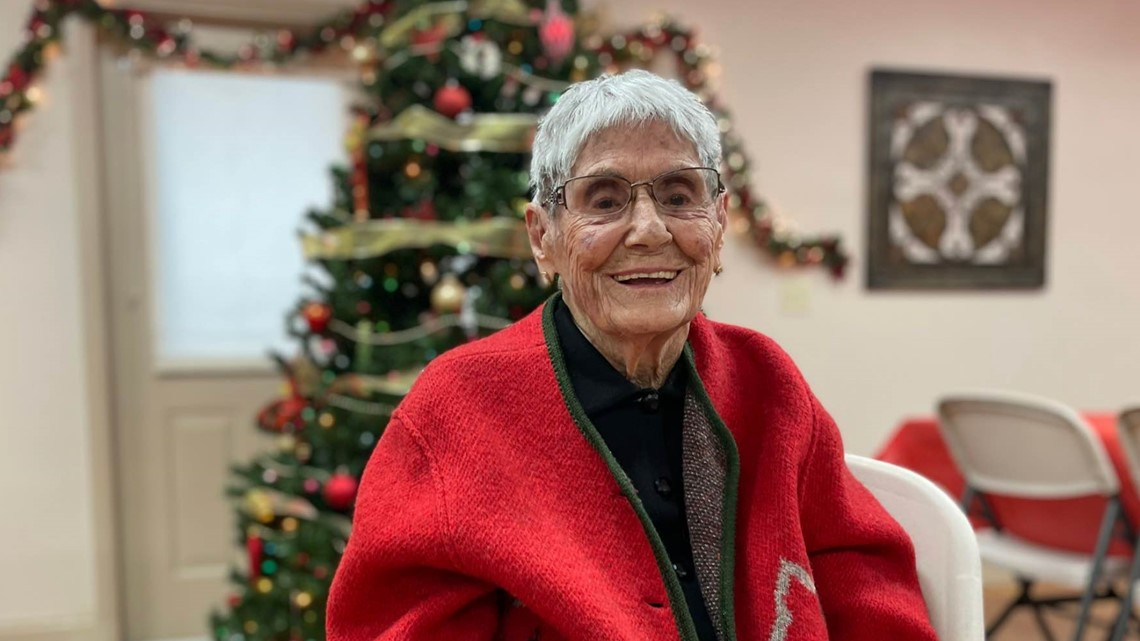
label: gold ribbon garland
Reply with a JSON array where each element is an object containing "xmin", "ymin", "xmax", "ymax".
[
  {"xmin": 330, "ymin": 312, "xmax": 512, "ymax": 346},
  {"xmin": 329, "ymin": 371, "xmax": 421, "ymax": 397},
  {"xmin": 378, "ymin": 0, "xmax": 532, "ymax": 50},
  {"xmin": 302, "ymin": 216, "xmax": 532, "ymax": 261},
  {"xmin": 368, "ymin": 104, "xmax": 537, "ymax": 153}
]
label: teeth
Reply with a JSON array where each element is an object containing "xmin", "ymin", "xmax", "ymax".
[{"xmin": 614, "ymin": 271, "xmax": 678, "ymax": 282}]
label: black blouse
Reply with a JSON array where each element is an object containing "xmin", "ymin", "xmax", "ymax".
[{"xmin": 553, "ymin": 299, "xmax": 717, "ymax": 641}]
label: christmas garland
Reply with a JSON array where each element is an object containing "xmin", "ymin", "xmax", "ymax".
[{"xmin": 0, "ymin": 0, "xmax": 849, "ymax": 276}]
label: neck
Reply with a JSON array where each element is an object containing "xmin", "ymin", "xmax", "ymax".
[{"xmin": 566, "ymin": 306, "xmax": 689, "ymax": 389}]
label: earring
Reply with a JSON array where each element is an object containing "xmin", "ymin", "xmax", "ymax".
[
  {"xmin": 714, "ymin": 265, "xmax": 724, "ymax": 276},
  {"xmin": 541, "ymin": 271, "xmax": 552, "ymax": 283}
]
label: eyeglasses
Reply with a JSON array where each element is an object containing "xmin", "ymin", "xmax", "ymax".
[{"xmin": 545, "ymin": 167, "xmax": 725, "ymax": 217}]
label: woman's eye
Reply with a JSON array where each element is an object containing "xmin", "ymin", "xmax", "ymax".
[{"xmin": 590, "ymin": 196, "xmax": 620, "ymax": 211}]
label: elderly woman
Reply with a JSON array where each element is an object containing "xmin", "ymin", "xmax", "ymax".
[{"xmin": 327, "ymin": 70, "xmax": 935, "ymax": 641}]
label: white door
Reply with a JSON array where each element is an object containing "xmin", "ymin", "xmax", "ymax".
[{"xmin": 97, "ymin": 28, "xmax": 356, "ymax": 639}]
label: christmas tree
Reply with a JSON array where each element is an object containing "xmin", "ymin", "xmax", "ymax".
[{"xmin": 209, "ymin": 1, "xmax": 600, "ymax": 639}]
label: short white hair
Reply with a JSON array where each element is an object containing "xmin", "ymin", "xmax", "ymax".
[{"xmin": 528, "ymin": 69, "xmax": 722, "ymax": 207}]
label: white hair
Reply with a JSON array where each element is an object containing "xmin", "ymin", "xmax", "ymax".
[{"xmin": 528, "ymin": 69, "xmax": 722, "ymax": 207}]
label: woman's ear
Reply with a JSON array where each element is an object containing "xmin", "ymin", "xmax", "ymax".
[
  {"xmin": 525, "ymin": 201, "xmax": 555, "ymax": 277},
  {"xmin": 714, "ymin": 190, "xmax": 729, "ymax": 252}
]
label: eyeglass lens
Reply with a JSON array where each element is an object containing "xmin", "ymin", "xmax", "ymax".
[{"xmin": 562, "ymin": 168, "xmax": 719, "ymax": 216}]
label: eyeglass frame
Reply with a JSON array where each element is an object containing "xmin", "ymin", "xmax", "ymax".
[{"xmin": 543, "ymin": 166, "xmax": 727, "ymax": 215}]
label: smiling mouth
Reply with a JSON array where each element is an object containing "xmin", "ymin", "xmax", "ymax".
[{"xmin": 612, "ymin": 270, "xmax": 680, "ymax": 286}]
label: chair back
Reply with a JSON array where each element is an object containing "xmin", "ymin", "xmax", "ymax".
[
  {"xmin": 1116, "ymin": 408, "xmax": 1140, "ymax": 496},
  {"xmin": 847, "ymin": 454, "xmax": 984, "ymax": 641},
  {"xmin": 937, "ymin": 392, "xmax": 1118, "ymax": 499}
]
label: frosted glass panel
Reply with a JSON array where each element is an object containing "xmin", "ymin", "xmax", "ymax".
[{"xmin": 148, "ymin": 69, "xmax": 350, "ymax": 365}]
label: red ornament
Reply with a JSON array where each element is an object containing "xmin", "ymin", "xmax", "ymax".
[
  {"xmin": 539, "ymin": 0, "xmax": 575, "ymax": 64},
  {"xmin": 256, "ymin": 395, "xmax": 307, "ymax": 433},
  {"xmin": 410, "ymin": 22, "xmax": 448, "ymax": 49},
  {"xmin": 404, "ymin": 200, "xmax": 437, "ymax": 221},
  {"xmin": 433, "ymin": 83, "xmax": 472, "ymax": 119},
  {"xmin": 277, "ymin": 396, "xmax": 306, "ymax": 429},
  {"xmin": 302, "ymin": 302, "xmax": 332, "ymax": 333},
  {"xmin": 411, "ymin": 21, "xmax": 448, "ymax": 61},
  {"xmin": 323, "ymin": 473, "xmax": 359, "ymax": 511},
  {"xmin": 247, "ymin": 533, "xmax": 264, "ymax": 580},
  {"xmin": 277, "ymin": 30, "xmax": 296, "ymax": 52},
  {"xmin": 296, "ymin": 552, "xmax": 310, "ymax": 567},
  {"xmin": 227, "ymin": 593, "xmax": 242, "ymax": 609},
  {"xmin": 7, "ymin": 65, "xmax": 28, "ymax": 92}
]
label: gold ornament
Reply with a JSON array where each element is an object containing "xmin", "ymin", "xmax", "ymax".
[
  {"xmin": 281, "ymin": 517, "xmax": 299, "ymax": 533},
  {"xmin": 290, "ymin": 355, "xmax": 320, "ymax": 397},
  {"xmin": 431, "ymin": 273, "xmax": 466, "ymax": 313},
  {"xmin": 245, "ymin": 490, "xmax": 274, "ymax": 524},
  {"xmin": 255, "ymin": 578, "xmax": 273, "ymax": 594},
  {"xmin": 277, "ymin": 434, "xmax": 297, "ymax": 452},
  {"xmin": 294, "ymin": 591, "xmax": 314, "ymax": 609},
  {"xmin": 244, "ymin": 620, "xmax": 259, "ymax": 634},
  {"xmin": 509, "ymin": 273, "xmax": 526, "ymax": 290},
  {"xmin": 343, "ymin": 118, "xmax": 366, "ymax": 153}
]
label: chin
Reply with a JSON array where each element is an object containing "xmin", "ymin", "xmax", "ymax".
[{"xmin": 605, "ymin": 302, "xmax": 694, "ymax": 337}]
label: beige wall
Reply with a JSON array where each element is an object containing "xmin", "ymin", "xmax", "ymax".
[
  {"xmin": 591, "ymin": 0, "xmax": 1140, "ymax": 454},
  {"xmin": 0, "ymin": 3, "xmax": 100, "ymax": 631},
  {"xmin": 0, "ymin": 0, "xmax": 1138, "ymax": 630}
]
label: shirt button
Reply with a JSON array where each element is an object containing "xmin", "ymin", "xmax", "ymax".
[
  {"xmin": 638, "ymin": 390, "xmax": 659, "ymax": 413},
  {"xmin": 654, "ymin": 477, "xmax": 672, "ymax": 497},
  {"xmin": 672, "ymin": 562, "xmax": 689, "ymax": 580}
]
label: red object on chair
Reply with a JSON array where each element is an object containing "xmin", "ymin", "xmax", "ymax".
[{"xmin": 876, "ymin": 413, "xmax": 1140, "ymax": 556}]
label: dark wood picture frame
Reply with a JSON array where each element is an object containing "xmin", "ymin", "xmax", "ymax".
[{"xmin": 866, "ymin": 69, "xmax": 1052, "ymax": 289}]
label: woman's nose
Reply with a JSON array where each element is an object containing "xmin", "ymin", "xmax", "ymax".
[{"xmin": 625, "ymin": 189, "xmax": 671, "ymax": 248}]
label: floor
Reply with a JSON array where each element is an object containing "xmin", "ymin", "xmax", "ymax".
[{"xmin": 985, "ymin": 582, "xmax": 1139, "ymax": 640}]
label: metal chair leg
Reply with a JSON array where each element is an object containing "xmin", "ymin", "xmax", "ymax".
[
  {"xmin": 1074, "ymin": 499, "xmax": 1123, "ymax": 641},
  {"xmin": 1033, "ymin": 604, "xmax": 1059, "ymax": 641},
  {"xmin": 987, "ymin": 580, "xmax": 1032, "ymax": 638}
]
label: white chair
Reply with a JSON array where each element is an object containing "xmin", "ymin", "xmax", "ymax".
[
  {"xmin": 938, "ymin": 392, "xmax": 1133, "ymax": 641},
  {"xmin": 847, "ymin": 454, "xmax": 985, "ymax": 641}
]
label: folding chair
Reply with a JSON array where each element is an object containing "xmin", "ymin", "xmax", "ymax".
[
  {"xmin": 847, "ymin": 454, "xmax": 985, "ymax": 641},
  {"xmin": 1108, "ymin": 407, "xmax": 1140, "ymax": 641},
  {"xmin": 938, "ymin": 392, "xmax": 1134, "ymax": 641}
]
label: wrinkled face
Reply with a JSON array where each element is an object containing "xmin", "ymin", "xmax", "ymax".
[{"xmin": 526, "ymin": 120, "xmax": 727, "ymax": 340}]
